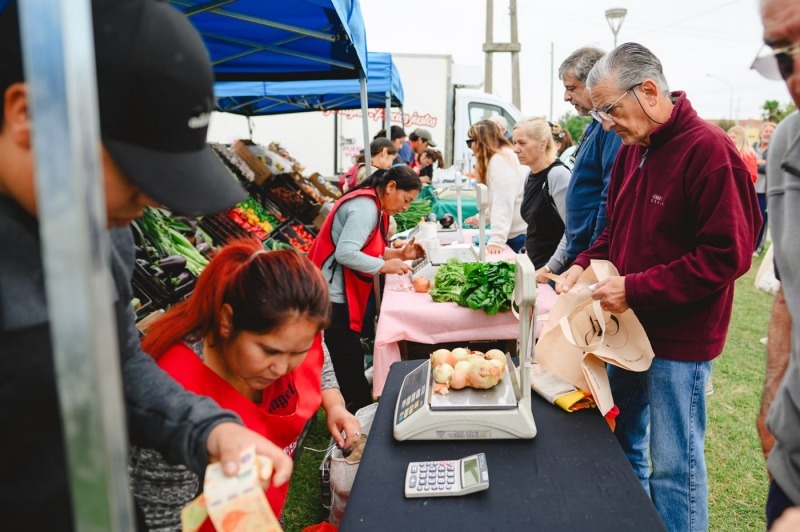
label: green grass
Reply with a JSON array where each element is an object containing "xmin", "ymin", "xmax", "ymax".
[{"xmin": 283, "ymin": 251, "xmax": 777, "ymax": 531}]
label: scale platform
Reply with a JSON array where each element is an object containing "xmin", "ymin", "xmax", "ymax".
[{"xmin": 411, "ymin": 246, "xmax": 478, "ymax": 281}]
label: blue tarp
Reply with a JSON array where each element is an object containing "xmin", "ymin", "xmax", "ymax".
[
  {"xmin": 214, "ymin": 52, "xmax": 403, "ymax": 115},
  {"xmin": 167, "ymin": 0, "xmax": 368, "ymax": 81}
]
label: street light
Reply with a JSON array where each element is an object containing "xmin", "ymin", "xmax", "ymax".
[
  {"xmin": 706, "ymin": 73, "xmax": 735, "ymax": 125},
  {"xmin": 605, "ymin": 8, "xmax": 627, "ymax": 48}
]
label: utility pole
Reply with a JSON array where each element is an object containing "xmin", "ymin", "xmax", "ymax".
[{"xmin": 483, "ymin": 0, "xmax": 522, "ymax": 109}]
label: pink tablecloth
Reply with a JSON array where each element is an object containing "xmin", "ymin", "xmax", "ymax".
[{"xmin": 372, "ymin": 245, "xmax": 557, "ymax": 397}]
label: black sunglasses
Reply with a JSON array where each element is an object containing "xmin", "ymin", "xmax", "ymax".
[
  {"xmin": 751, "ymin": 42, "xmax": 800, "ymax": 81},
  {"xmin": 466, "ymin": 138, "xmax": 476, "ymax": 147}
]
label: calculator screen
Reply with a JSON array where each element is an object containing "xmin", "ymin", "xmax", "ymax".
[{"xmin": 462, "ymin": 458, "xmax": 479, "ymax": 487}]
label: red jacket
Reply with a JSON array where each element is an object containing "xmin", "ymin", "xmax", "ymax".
[
  {"xmin": 307, "ymin": 187, "xmax": 388, "ymax": 332},
  {"xmin": 157, "ymin": 335, "xmax": 324, "ymax": 523},
  {"xmin": 574, "ymin": 92, "xmax": 761, "ymax": 361}
]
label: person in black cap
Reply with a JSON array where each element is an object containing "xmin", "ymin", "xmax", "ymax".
[{"xmin": 0, "ymin": 0, "xmax": 292, "ymax": 529}]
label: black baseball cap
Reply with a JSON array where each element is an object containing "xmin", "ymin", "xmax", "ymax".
[{"xmin": 0, "ymin": 0, "xmax": 246, "ymax": 216}]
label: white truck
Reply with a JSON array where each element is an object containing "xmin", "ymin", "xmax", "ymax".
[{"xmin": 207, "ymin": 53, "xmax": 522, "ymax": 176}]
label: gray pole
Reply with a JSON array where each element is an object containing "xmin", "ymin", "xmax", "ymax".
[
  {"xmin": 18, "ymin": 0, "xmax": 134, "ymax": 529},
  {"xmin": 549, "ymin": 42, "xmax": 554, "ymax": 122},
  {"xmin": 510, "ymin": 0, "xmax": 520, "ymax": 110},
  {"xmin": 360, "ymin": 73, "xmax": 372, "ymax": 175},
  {"xmin": 484, "ymin": 0, "xmax": 493, "ymax": 93},
  {"xmin": 385, "ymin": 90, "xmax": 391, "ymax": 136}
]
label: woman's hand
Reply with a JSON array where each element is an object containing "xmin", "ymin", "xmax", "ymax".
[
  {"xmin": 399, "ymin": 237, "xmax": 426, "ymax": 261},
  {"xmin": 487, "ymin": 244, "xmax": 504, "ymax": 255},
  {"xmin": 326, "ymin": 403, "xmax": 362, "ymax": 450},
  {"xmin": 206, "ymin": 422, "xmax": 293, "ymax": 488},
  {"xmin": 555, "ymin": 264, "xmax": 585, "ymax": 294},
  {"xmin": 535, "ymin": 266, "xmax": 552, "ymax": 284},
  {"xmin": 380, "ymin": 258, "xmax": 411, "ymax": 275},
  {"xmin": 463, "ymin": 215, "xmax": 478, "ymax": 228}
]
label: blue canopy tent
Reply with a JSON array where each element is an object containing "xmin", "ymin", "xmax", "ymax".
[
  {"xmin": 166, "ymin": 0, "xmax": 368, "ymax": 81},
  {"xmin": 168, "ymin": 0, "xmax": 377, "ymax": 170},
  {"xmin": 214, "ymin": 52, "xmax": 404, "ymax": 115}
]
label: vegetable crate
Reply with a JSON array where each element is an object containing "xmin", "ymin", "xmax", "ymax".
[
  {"xmin": 200, "ymin": 211, "xmax": 266, "ymax": 246},
  {"xmin": 262, "ymin": 172, "xmax": 321, "ymax": 225},
  {"xmin": 272, "ymin": 218, "xmax": 317, "ymax": 253},
  {"xmin": 132, "ymin": 260, "xmax": 196, "ymax": 309},
  {"xmin": 131, "ymin": 279, "xmax": 157, "ymax": 322}
]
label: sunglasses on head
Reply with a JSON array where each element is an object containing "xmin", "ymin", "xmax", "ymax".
[{"xmin": 751, "ymin": 42, "xmax": 800, "ymax": 81}]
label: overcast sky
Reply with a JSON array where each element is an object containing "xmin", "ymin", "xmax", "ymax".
[{"xmin": 358, "ymin": 0, "xmax": 791, "ymax": 122}]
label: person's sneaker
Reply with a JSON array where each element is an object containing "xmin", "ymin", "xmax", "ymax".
[
  {"xmin": 705, "ymin": 377, "xmax": 714, "ymax": 396},
  {"xmin": 760, "ymin": 337, "xmax": 769, "ymax": 346}
]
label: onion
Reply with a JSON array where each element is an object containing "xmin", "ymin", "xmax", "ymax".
[
  {"xmin": 451, "ymin": 347, "xmax": 470, "ymax": 362},
  {"xmin": 432, "ymin": 362, "xmax": 454, "ymax": 384},
  {"xmin": 449, "ymin": 369, "xmax": 469, "ymax": 389},
  {"xmin": 467, "ymin": 358, "xmax": 502, "ymax": 389},
  {"xmin": 431, "ymin": 349, "xmax": 455, "ymax": 367},
  {"xmin": 454, "ymin": 360, "xmax": 471, "ymax": 373},
  {"xmin": 485, "ymin": 349, "xmax": 506, "ymax": 362},
  {"xmin": 413, "ymin": 276, "xmax": 431, "ymax": 293}
]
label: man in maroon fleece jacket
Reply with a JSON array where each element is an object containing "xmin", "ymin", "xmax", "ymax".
[{"xmin": 557, "ymin": 43, "xmax": 760, "ymax": 531}]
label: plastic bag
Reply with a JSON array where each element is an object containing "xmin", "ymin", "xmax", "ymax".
[
  {"xmin": 326, "ymin": 403, "xmax": 378, "ymax": 526},
  {"xmin": 755, "ymin": 245, "xmax": 780, "ymax": 296}
]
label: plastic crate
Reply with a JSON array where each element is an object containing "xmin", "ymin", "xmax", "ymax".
[
  {"xmin": 262, "ymin": 173, "xmax": 321, "ymax": 225},
  {"xmin": 132, "ymin": 261, "xmax": 196, "ymax": 308},
  {"xmin": 272, "ymin": 218, "xmax": 316, "ymax": 253}
]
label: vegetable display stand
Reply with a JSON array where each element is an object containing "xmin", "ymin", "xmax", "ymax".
[
  {"xmin": 132, "ymin": 260, "xmax": 196, "ymax": 308},
  {"xmin": 262, "ymin": 173, "xmax": 321, "ymax": 225}
]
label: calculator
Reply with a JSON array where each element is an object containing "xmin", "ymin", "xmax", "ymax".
[{"xmin": 404, "ymin": 453, "xmax": 489, "ymax": 498}]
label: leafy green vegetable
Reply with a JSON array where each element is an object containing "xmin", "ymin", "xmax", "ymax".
[
  {"xmin": 460, "ymin": 261, "xmax": 516, "ymax": 315},
  {"xmin": 429, "ymin": 258, "xmax": 467, "ymax": 303},
  {"xmin": 393, "ymin": 198, "xmax": 433, "ymax": 233}
]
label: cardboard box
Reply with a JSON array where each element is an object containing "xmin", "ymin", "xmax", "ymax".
[
  {"xmin": 308, "ymin": 172, "xmax": 341, "ymax": 200},
  {"xmin": 231, "ymin": 140, "xmax": 272, "ymax": 185}
]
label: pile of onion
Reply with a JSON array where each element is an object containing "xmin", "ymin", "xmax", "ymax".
[{"xmin": 430, "ymin": 348, "xmax": 507, "ymax": 395}]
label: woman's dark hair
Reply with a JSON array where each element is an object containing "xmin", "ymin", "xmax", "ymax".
[
  {"xmin": 373, "ymin": 125, "xmax": 407, "ymax": 141},
  {"xmin": 347, "ymin": 165, "xmax": 421, "ymax": 197},
  {"xmin": 355, "ymin": 137, "xmax": 398, "ymax": 164},
  {"xmin": 421, "ymin": 148, "xmax": 444, "ymax": 168},
  {"xmin": 142, "ymin": 239, "xmax": 330, "ymax": 359}
]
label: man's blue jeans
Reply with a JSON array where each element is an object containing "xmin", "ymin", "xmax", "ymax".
[{"xmin": 608, "ymin": 358, "xmax": 712, "ymax": 532}]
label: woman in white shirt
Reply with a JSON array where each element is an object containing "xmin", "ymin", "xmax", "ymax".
[{"xmin": 463, "ymin": 119, "xmax": 528, "ymax": 254}]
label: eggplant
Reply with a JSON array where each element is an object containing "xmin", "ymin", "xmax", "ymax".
[
  {"xmin": 439, "ymin": 214, "xmax": 455, "ymax": 228},
  {"xmin": 157, "ymin": 255, "xmax": 187, "ymax": 275},
  {"xmin": 195, "ymin": 243, "xmax": 212, "ymax": 256},
  {"xmin": 173, "ymin": 271, "xmax": 192, "ymax": 287}
]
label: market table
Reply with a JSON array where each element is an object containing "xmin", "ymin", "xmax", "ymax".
[
  {"xmin": 340, "ymin": 360, "xmax": 666, "ymax": 531},
  {"xmin": 372, "ymin": 242, "xmax": 557, "ymax": 397}
]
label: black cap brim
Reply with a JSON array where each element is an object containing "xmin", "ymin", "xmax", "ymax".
[{"xmin": 105, "ymin": 139, "xmax": 246, "ymax": 217}]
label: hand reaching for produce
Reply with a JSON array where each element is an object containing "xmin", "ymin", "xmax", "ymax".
[
  {"xmin": 380, "ymin": 258, "xmax": 412, "ymax": 275},
  {"xmin": 400, "ymin": 237, "xmax": 426, "ymax": 261},
  {"xmin": 487, "ymin": 244, "xmax": 504, "ymax": 255}
]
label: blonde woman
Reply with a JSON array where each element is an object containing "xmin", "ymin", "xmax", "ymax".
[
  {"xmin": 727, "ymin": 125, "xmax": 758, "ymax": 184},
  {"xmin": 463, "ymin": 120, "xmax": 528, "ymax": 253},
  {"xmin": 513, "ymin": 119, "xmax": 572, "ymax": 282}
]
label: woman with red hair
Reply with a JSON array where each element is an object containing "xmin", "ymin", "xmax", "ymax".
[{"xmin": 130, "ymin": 238, "xmax": 359, "ymax": 530}]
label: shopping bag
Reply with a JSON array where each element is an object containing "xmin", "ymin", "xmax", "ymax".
[
  {"xmin": 531, "ymin": 363, "xmax": 596, "ymax": 412},
  {"xmin": 327, "ymin": 403, "xmax": 378, "ymax": 526},
  {"xmin": 536, "ymin": 260, "xmax": 655, "ymax": 416}
]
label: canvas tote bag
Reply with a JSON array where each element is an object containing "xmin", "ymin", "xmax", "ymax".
[{"xmin": 536, "ymin": 260, "xmax": 655, "ymax": 416}]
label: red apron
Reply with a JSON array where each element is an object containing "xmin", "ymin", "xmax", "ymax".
[
  {"xmin": 157, "ymin": 334, "xmax": 324, "ymax": 527},
  {"xmin": 307, "ymin": 187, "xmax": 388, "ymax": 333}
]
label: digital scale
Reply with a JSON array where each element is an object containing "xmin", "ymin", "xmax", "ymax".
[{"xmin": 394, "ymin": 254, "xmax": 538, "ymax": 440}]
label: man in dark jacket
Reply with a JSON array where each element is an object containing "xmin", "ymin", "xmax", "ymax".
[
  {"xmin": 0, "ymin": 1, "xmax": 292, "ymax": 529},
  {"xmin": 557, "ymin": 43, "xmax": 760, "ymax": 531},
  {"xmin": 557, "ymin": 47, "xmax": 622, "ymax": 272}
]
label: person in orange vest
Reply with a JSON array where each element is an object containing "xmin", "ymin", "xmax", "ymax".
[
  {"xmin": 308, "ymin": 166, "xmax": 425, "ymax": 412},
  {"xmin": 131, "ymin": 239, "xmax": 360, "ymax": 529}
]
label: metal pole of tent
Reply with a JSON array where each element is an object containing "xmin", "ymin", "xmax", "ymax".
[
  {"xmin": 334, "ymin": 111, "xmax": 339, "ymax": 175},
  {"xmin": 384, "ymin": 90, "xmax": 390, "ymax": 136},
  {"xmin": 360, "ymin": 73, "xmax": 371, "ymax": 175},
  {"xmin": 18, "ymin": 0, "xmax": 135, "ymax": 530}
]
